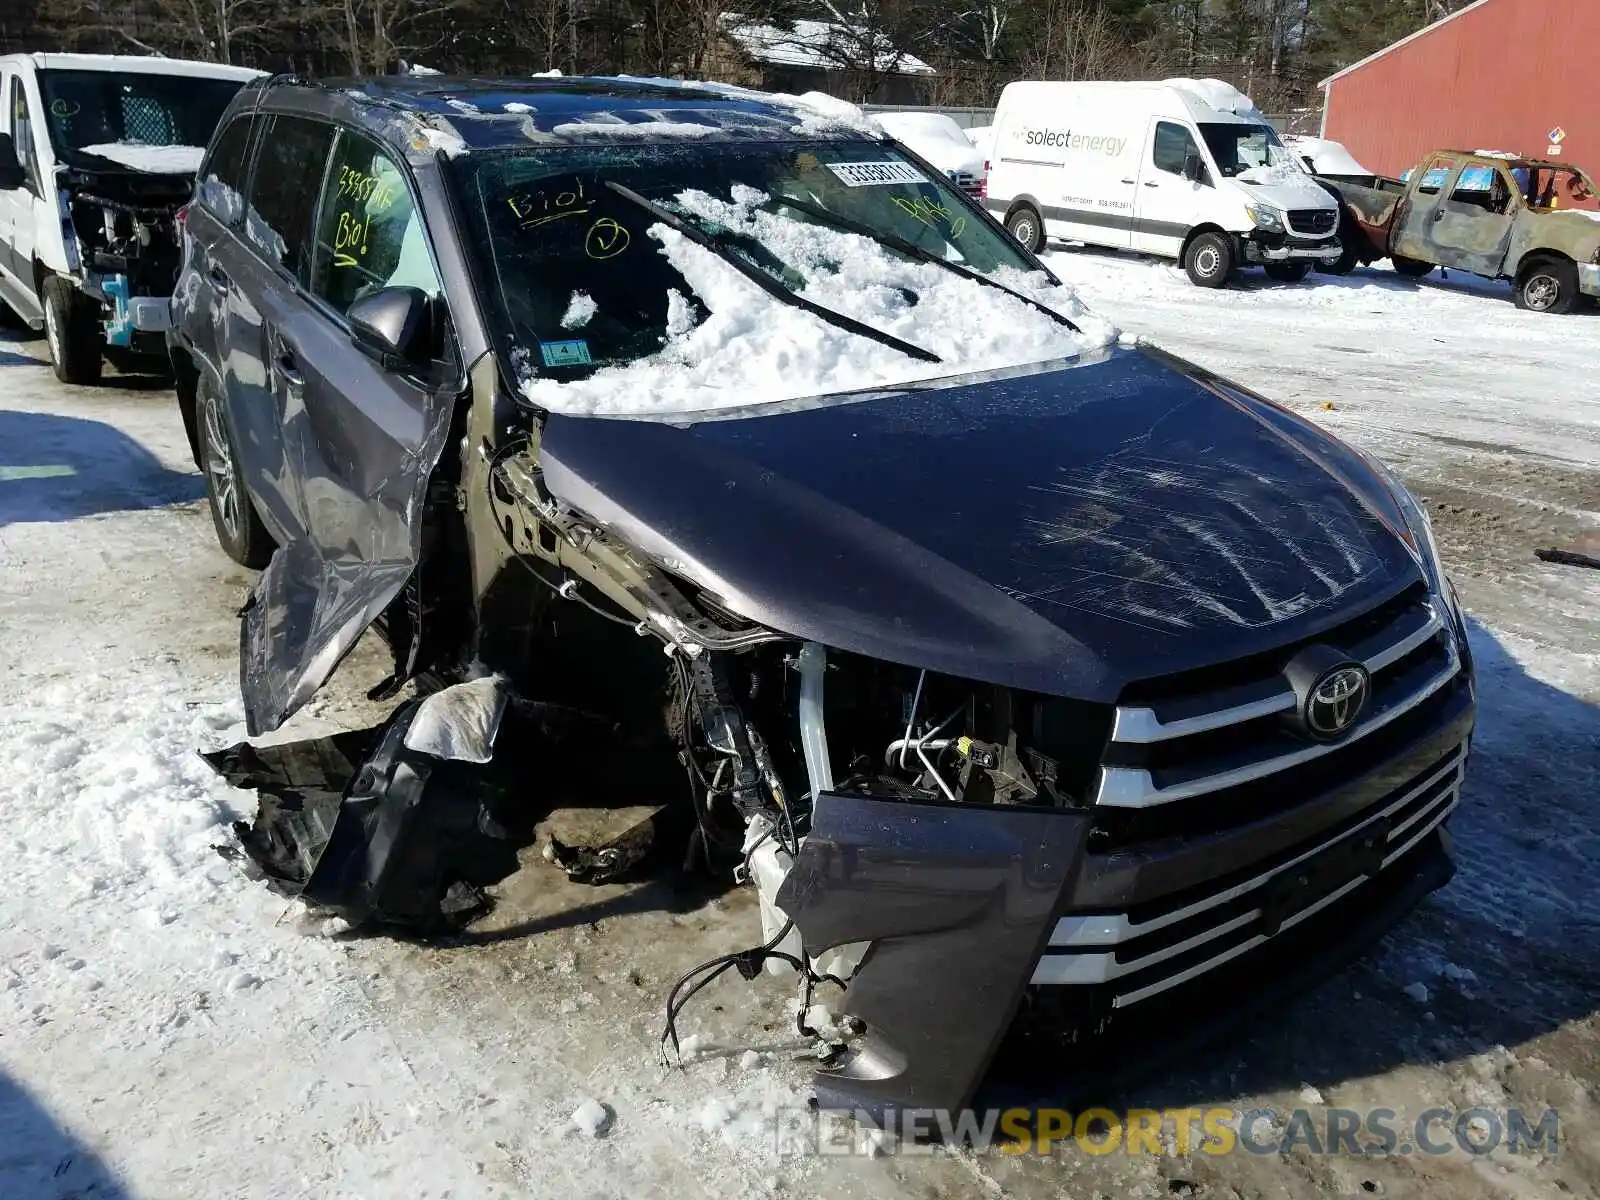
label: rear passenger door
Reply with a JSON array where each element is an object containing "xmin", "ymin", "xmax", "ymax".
[{"xmin": 216, "ymin": 112, "xmax": 336, "ymax": 542}]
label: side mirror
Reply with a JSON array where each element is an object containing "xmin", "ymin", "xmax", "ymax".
[
  {"xmin": 347, "ymin": 286, "xmax": 432, "ymax": 371},
  {"xmin": 1182, "ymin": 150, "xmax": 1204, "ymax": 184},
  {"xmin": 0, "ymin": 133, "xmax": 26, "ymax": 190}
]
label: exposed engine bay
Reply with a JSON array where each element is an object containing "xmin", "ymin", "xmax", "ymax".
[{"xmin": 60, "ymin": 165, "xmax": 187, "ymax": 352}]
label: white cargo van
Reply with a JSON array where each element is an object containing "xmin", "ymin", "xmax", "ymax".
[{"xmin": 985, "ymin": 79, "xmax": 1343, "ymax": 286}]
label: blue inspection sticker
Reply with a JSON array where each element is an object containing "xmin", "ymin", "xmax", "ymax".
[{"xmin": 539, "ymin": 339, "xmax": 593, "ymax": 367}]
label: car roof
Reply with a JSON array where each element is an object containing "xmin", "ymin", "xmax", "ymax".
[
  {"xmin": 5, "ymin": 52, "xmax": 263, "ymax": 82},
  {"xmin": 252, "ymin": 74, "xmax": 878, "ymax": 154}
]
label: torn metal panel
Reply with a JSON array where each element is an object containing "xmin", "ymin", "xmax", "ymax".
[
  {"xmin": 776, "ymin": 792, "xmax": 1090, "ymax": 1115},
  {"xmin": 236, "ymin": 359, "xmax": 458, "ymax": 736}
]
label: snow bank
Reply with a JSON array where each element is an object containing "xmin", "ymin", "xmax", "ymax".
[
  {"xmin": 1163, "ymin": 77, "xmax": 1261, "ymax": 118},
  {"xmin": 1284, "ymin": 135, "xmax": 1371, "ymax": 177},
  {"xmin": 871, "ymin": 112, "xmax": 983, "ymax": 176},
  {"xmin": 80, "ymin": 142, "xmax": 205, "ymax": 174},
  {"xmin": 520, "ymin": 187, "xmax": 1116, "ymax": 416}
]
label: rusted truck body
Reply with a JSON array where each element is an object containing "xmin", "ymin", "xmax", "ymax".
[{"xmin": 1317, "ymin": 150, "xmax": 1600, "ymax": 312}]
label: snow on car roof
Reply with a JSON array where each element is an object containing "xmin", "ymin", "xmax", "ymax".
[
  {"xmin": 16, "ymin": 52, "xmax": 263, "ymax": 82},
  {"xmin": 326, "ymin": 75, "xmax": 881, "ymax": 153}
]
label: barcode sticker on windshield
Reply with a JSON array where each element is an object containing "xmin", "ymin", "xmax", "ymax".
[{"xmin": 826, "ymin": 160, "xmax": 927, "ymax": 187}]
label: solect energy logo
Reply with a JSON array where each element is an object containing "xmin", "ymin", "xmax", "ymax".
[{"xmin": 1017, "ymin": 127, "xmax": 1127, "ymax": 157}]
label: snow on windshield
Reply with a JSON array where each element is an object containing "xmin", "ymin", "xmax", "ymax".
[
  {"xmin": 518, "ymin": 187, "xmax": 1117, "ymax": 416},
  {"xmin": 79, "ymin": 143, "xmax": 205, "ymax": 173}
]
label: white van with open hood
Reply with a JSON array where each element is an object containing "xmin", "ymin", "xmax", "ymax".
[{"xmin": 985, "ymin": 78, "xmax": 1343, "ymax": 286}]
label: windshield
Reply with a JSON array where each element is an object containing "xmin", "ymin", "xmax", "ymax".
[
  {"xmin": 1198, "ymin": 123, "xmax": 1296, "ymax": 178},
  {"xmin": 464, "ymin": 141, "xmax": 1040, "ymax": 381},
  {"xmin": 37, "ymin": 70, "xmax": 246, "ymax": 170}
]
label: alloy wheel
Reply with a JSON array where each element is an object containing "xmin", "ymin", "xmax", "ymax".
[{"xmin": 201, "ymin": 392, "xmax": 241, "ymax": 541}]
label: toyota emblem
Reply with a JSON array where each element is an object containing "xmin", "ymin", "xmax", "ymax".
[{"xmin": 1305, "ymin": 664, "xmax": 1371, "ymax": 737}]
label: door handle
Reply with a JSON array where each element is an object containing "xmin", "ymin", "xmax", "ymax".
[
  {"xmin": 207, "ymin": 265, "xmax": 231, "ymax": 292},
  {"xmin": 274, "ymin": 350, "xmax": 304, "ymax": 389},
  {"xmin": 1433, "ymin": 209, "xmax": 1445, "ymax": 221},
  {"xmin": 1120, "ymin": 177, "xmax": 1136, "ymax": 185},
  {"xmin": 1143, "ymin": 181, "xmax": 1160, "ymax": 188}
]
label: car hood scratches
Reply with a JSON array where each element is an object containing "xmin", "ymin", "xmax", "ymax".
[{"xmin": 539, "ymin": 347, "xmax": 1422, "ymax": 701}]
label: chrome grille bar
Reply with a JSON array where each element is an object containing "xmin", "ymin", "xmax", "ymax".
[
  {"xmin": 1110, "ymin": 604, "xmax": 1443, "ymax": 745},
  {"xmin": 1095, "ymin": 637, "xmax": 1460, "ymax": 808},
  {"xmin": 1029, "ymin": 779, "xmax": 1460, "ymax": 994},
  {"xmin": 1050, "ymin": 746, "xmax": 1467, "ymax": 949}
]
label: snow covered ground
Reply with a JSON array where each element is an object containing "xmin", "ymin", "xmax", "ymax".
[{"xmin": 1, "ymin": 249, "xmax": 1597, "ymax": 1199}]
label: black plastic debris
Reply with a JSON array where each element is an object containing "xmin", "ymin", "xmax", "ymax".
[
  {"xmin": 207, "ymin": 692, "xmax": 691, "ymax": 936},
  {"xmin": 207, "ymin": 699, "xmax": 531, "ymax": 935}
]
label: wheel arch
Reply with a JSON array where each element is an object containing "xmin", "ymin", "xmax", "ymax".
[
  {"xmin": 1179, "ymin": 223, "xmax": 1232, "ymax": 264},
  {"xmin": 1511, "ymin": 247, "xmax": 1575, "ymax": 282},
  {"xmin": 170, "ymin": 343, "xmax": 203, "ymax": 468}
]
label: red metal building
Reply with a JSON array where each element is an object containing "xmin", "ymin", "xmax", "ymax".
[{"xmin": 1319, "ymin": 0, "xmax": 1600, "ymax": 179}]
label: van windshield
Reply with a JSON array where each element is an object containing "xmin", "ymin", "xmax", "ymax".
[
  {"xmin": 459, "ymin": 141, "xmax": 1035, "ymax": 379},
  {"xmin": 38, "ymin": 69, "xmax": 246, "ymax": 171},
  {"xmin": 1198, "ymin": 123, "xmax": 1297, "ymax": 178}
]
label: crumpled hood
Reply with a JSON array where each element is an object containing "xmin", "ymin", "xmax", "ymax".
[{"xmin": 539, "ymin": 347, "xmax": 1422, "ymax": 702}]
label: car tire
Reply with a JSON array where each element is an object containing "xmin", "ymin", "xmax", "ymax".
[
  {"xmin": 1513, "ymin": 258, "xmax": 1578, "ymax": 314},
  {"xmin": 1390, "ymin": 255, "xmax": 1434, "ymax": 279},
  {"xmin": 42, "ymin": 275, "xmax": 104, "ymax": 385},
  {"xmin": 196, "ymin": 376, "xmax": 274, "ymax": 568},
  {"xmin": 1184, "ymin": 232, "xmax": 1234, "ymax": 287},
  {"xmin": 1004, "ymin": 204, "xmax": 1044, "ymax": 254},
  {"xmin": 1264, "ymin": 262, "xmax": 1313, "ymax": 283}
]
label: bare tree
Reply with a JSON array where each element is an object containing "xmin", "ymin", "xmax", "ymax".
[{"xmin": 1017, "ymin": 0, "xmax": 1127, "ymax": 80}]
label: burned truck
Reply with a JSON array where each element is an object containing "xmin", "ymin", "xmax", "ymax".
[
  {"xmin": 0, "ymin": 53, "xmax": 261, "ymax": 383},
  {"xmin": 171, "ymin": 75, "xmax": 1477, "ymax": 1117},
  {"xmin": 1316, "ymin": 148, "xmax": 1600, "ymax": 312}
]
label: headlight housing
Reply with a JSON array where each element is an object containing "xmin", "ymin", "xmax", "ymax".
[
  {"xmin": 1246, "ymin": 204, "xmax": 1285, "ymax": 232},
  {"xmin": 1371, "ymin": 459, "xmax": 1464, "ymax": 635}
]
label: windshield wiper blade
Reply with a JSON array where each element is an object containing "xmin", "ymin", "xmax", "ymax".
[
  {"xmin": 603, "ymin": 181, "xmax": 941, "ymax": 365},
  {"xmin": 769, "ymin": 193, "xmax": 1082, "ymax": 334}
]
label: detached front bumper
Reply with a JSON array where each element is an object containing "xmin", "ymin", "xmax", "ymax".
[
  {"xmin": 1578, "ymin": 261, "xmax": 1600, "ymax": 297},
  {"xmin": 1242, "ymin": 232, "xmax": 1343, "ymax": 264}
]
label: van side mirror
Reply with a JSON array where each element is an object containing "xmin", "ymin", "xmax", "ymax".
[
  {"xmin": 347, "ymin": 286, "xmax": 432, "ymax": 371},
  {"xmin": 0, "ymin": 134, "xmax": 26, "ymax": 191},
  {"xmin": 1182, "ymin": 150, "xmax": 1205, "ymax": 184}
]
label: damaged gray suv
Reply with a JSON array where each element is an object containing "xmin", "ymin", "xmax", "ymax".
[{"xmin": 171, "ymin": 75, "xmax": 1476, "ymax": 1117}]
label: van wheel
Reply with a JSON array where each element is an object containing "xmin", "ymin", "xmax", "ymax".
[
  {"xmin": 42, "ymin": 276, "xmax": 104, "ymax": 385},
  {"xmin": 1390, "ymin": 255, "xmax": 1434, "ymax": 278},
  {"xmin": 197, "ymin": 376, "xmax": 274, "ymax": 568},
  {"xmin": 1004, "ymin": 205, "xmax": 1044, "ymax": 253},
  {"xmin": 1184, "ymin": 233, "xmax": 1234, "ymax": 287},
  {"xmin": 1265, "ymin": 262, "xmax": 1312, "ymax": 283},
  {"xmin": 1513, "ymin": 258, "xmax": 1578, "ymax": 314}
]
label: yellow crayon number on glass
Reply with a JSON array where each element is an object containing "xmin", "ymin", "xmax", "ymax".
[
  {"xmin": 891, "ymin": 194, "xmax": 966, "ymax": 239},
  {"xmin": 333, "ymin": 209, "xmax": 370, "ymax": 269},
  {"xmin": 585, "ymin": 218, "xmax": 630, "ymax": 260},
  {"xmin": 508, "ymin": 180, "xmax": 591, "ymax": 229}
]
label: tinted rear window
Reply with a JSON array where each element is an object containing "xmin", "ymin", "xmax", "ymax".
[
  {"xmin": 196, "ymin": 114, "xmax": 255, "ymax": 224},
  {"xmin": 245, "ymin": 114, "xmax": 334, "ymax": 277}
]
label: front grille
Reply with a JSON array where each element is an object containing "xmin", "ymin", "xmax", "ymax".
[
  {"xmin": 947, "ymin": 169, "xmax": 983, "ymax": 197},
  {"xmin": 1095, "ymin": 586, "xmax": 1459, "ymax": 821},
  {"xmin": 1289, "ymin": 208, "xmax": 1336, "ymax": 235},
  {"xmin": 1030, "ymin": 743, "xmax": 1465, "ymax": 1006}
]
